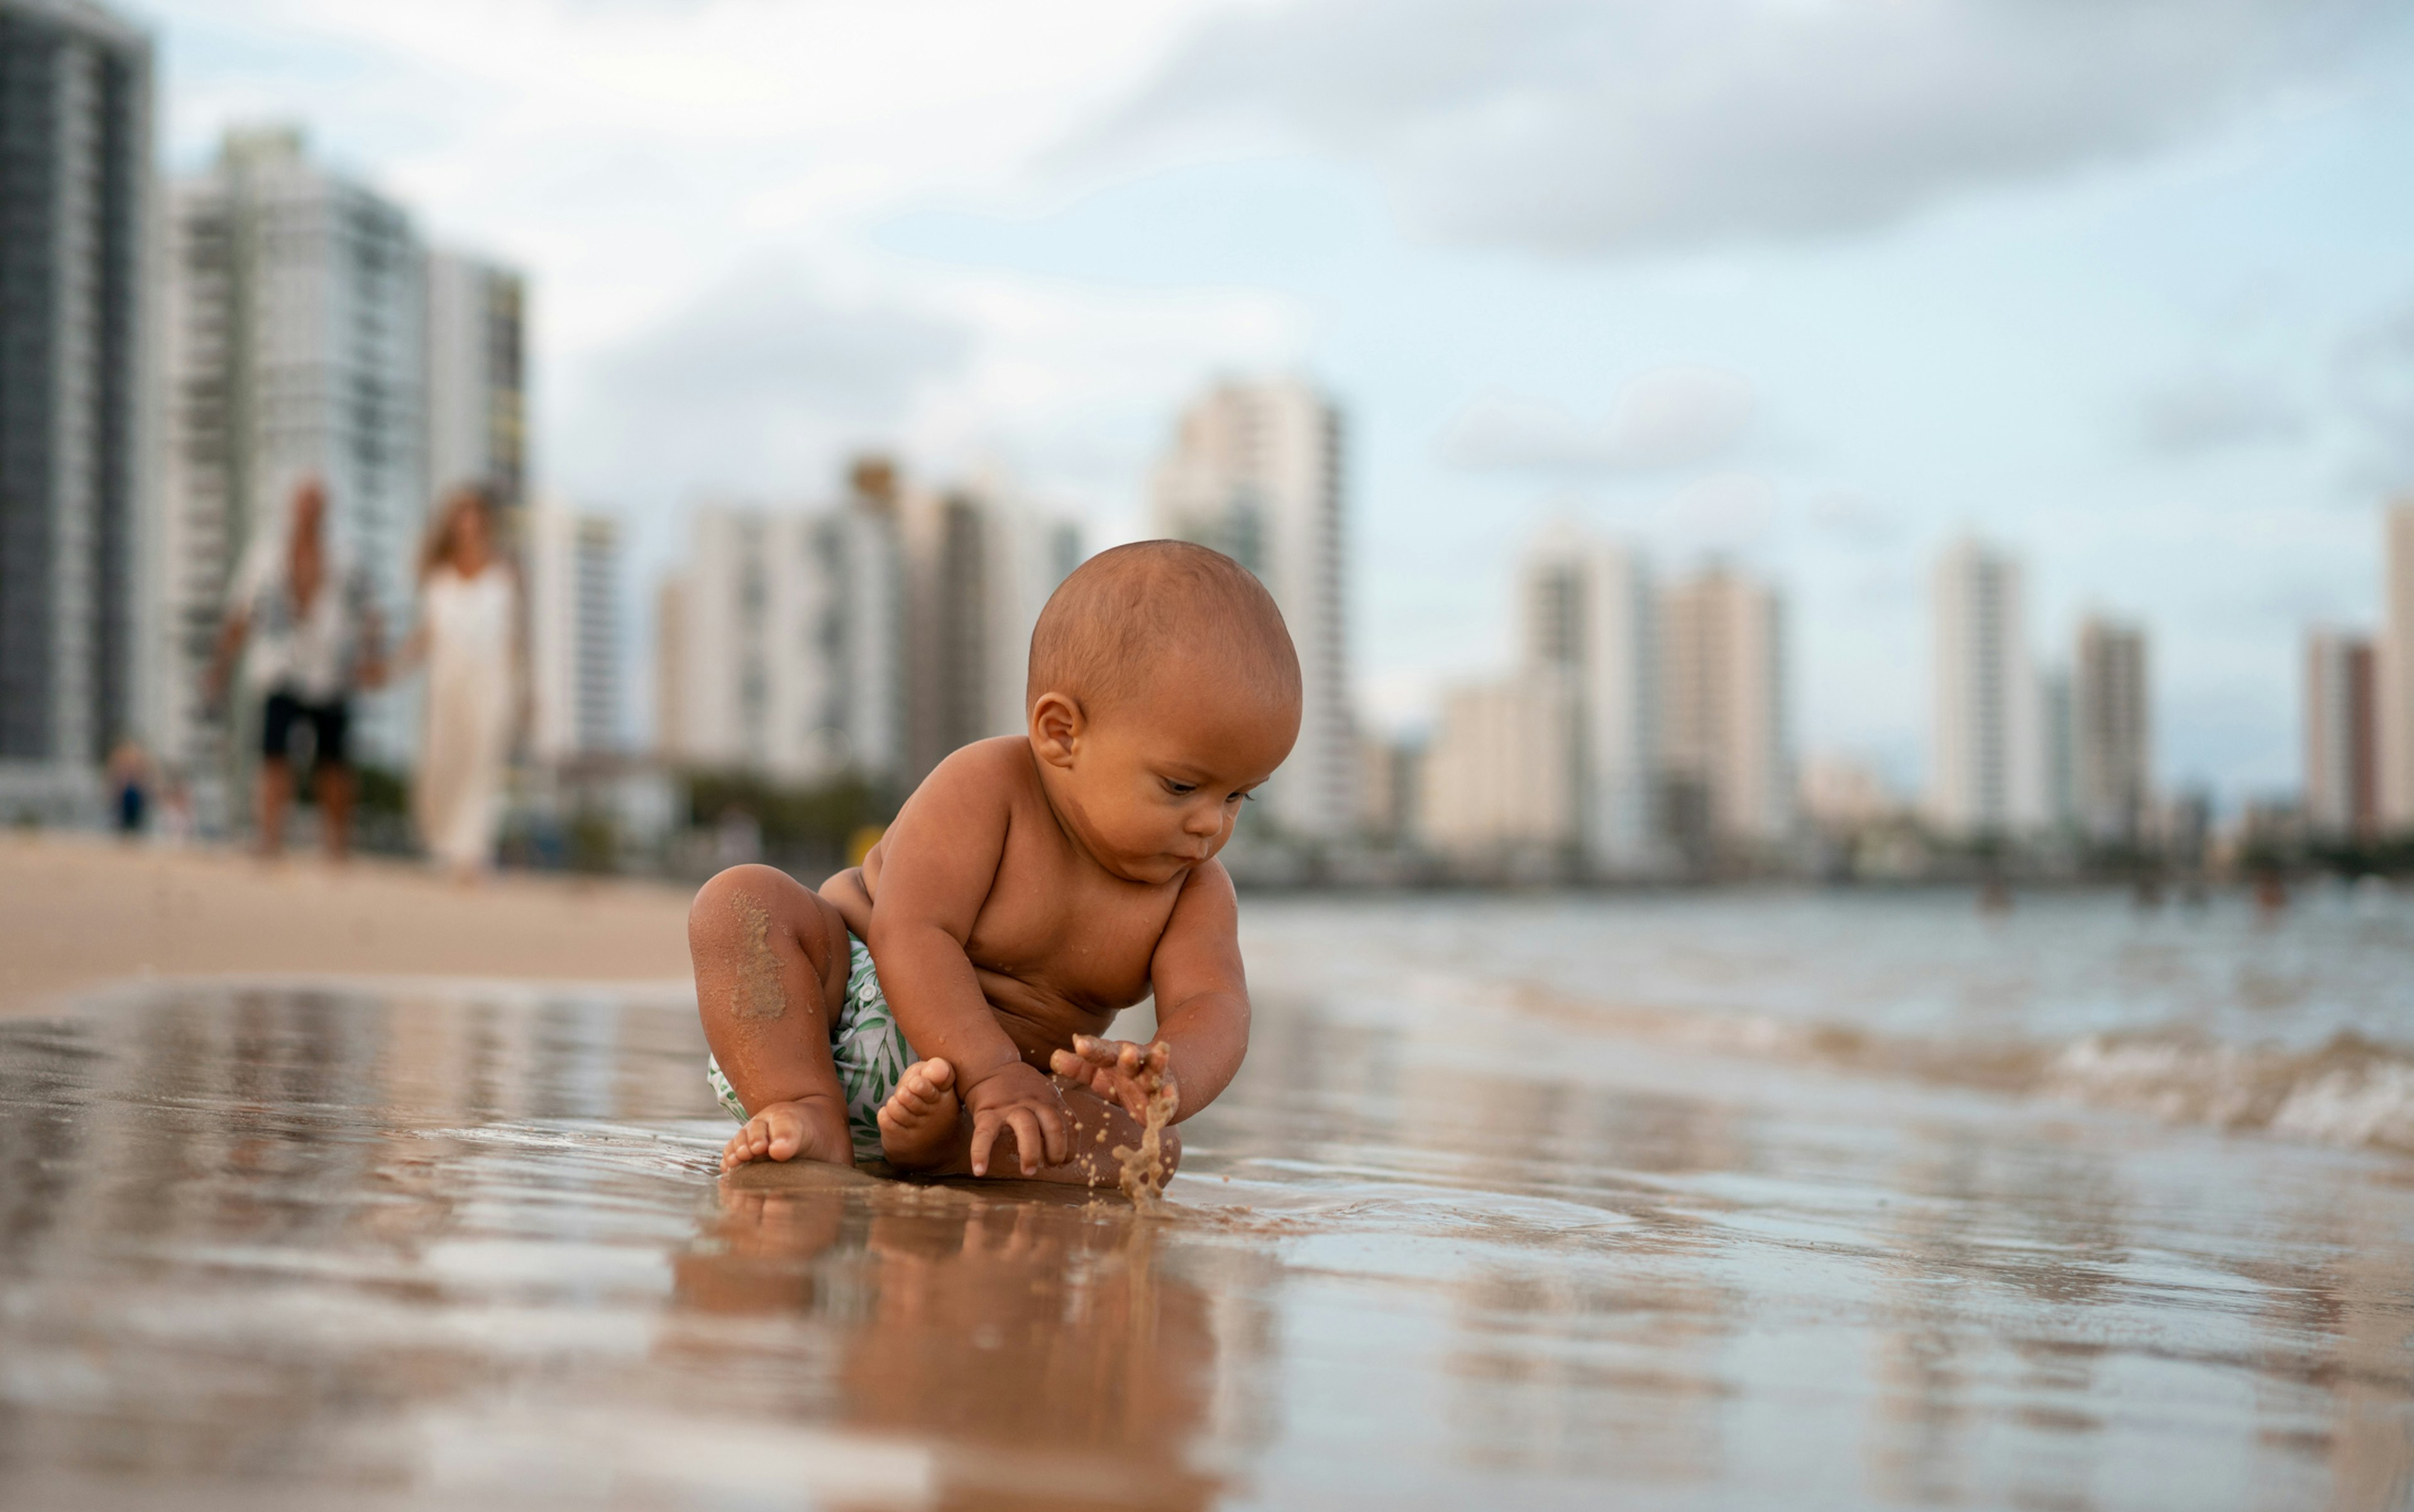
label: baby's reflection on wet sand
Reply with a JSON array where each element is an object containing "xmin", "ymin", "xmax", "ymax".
[{"xmin": 673, "ymin": 1165, "xmax": 1226, "ymax": 1511}]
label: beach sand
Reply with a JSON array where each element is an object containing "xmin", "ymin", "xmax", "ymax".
[
  {"xmin": 0, "ymin": 834, "xmax": 693, "ymax": 1018},
  {"xmin": 2, "ymin": 847, "xmax": 2411, "ymax": 1509}
]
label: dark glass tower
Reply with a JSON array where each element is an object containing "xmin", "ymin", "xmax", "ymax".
[{"xmin": 0, "ymin": 0, "xmax": 150, "ymax": 782}]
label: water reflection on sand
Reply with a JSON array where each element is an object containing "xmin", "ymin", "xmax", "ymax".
[{"xmin": 1, "ymin": 927, "xmax": 2411, "ymax": 1509}]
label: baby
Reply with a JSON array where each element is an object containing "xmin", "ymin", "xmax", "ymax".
[{"xmin": 691, "ymin": 539, "xmax": 1299, "ymax": 1183}]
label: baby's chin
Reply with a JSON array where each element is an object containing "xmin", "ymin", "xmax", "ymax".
[{"xmin": 1103, "ymin": 851, "xmax": 1203, "ymax": 886}]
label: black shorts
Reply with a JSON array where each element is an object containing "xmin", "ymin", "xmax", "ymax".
[{"xmin": 260, "ymin": 690, "xmax": 351, "ymax": 768}]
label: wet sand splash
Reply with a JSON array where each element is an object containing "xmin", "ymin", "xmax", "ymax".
[{"xmin": 1112, "ymin": 1074, "xmax": 1181, "ymax": 1206}]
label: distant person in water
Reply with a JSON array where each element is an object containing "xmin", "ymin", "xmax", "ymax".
[
  {"xmin": 206, "ymin": 478, "xmax": 382, "ymax": 861},
  {"xmin": 691, "ymin": 540, "xmax": 1297, "ymax": 1187},
  {"xmin": 392, "ymin": 483, "xmax": 523, "ymax": 882}
]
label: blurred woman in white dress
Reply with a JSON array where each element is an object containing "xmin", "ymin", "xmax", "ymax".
[{"xmin": 399, "ymin": 485, "xmax": 522, "ymax": 879}]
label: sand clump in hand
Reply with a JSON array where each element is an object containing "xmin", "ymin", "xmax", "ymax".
[{"xmin": 1112, "ymin": 1076, "xmax": 1180, "ymax": 1207}]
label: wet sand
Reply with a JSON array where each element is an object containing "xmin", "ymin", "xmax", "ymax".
[
  {"xmin": 4, "ymin": 888, "xmax": 2413, "ymax": 1509},
  {"xmin": 0, "ymin": 835, "xmax": 693, "ymax": 1018}
]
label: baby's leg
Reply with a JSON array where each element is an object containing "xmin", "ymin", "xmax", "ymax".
[
  {"xmin": 878, "ymin": 1071, "xmax": 1181, "ymax": 1189},
  {"xmin": 690, "ymin": 864, "xmax": 855, "ymax": 1171}
]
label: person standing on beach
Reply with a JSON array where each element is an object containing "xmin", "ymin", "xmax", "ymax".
[
  {"xmin": 206, "ymin": 478, "xmax": 383, "ymax": 861},
  {"xmin": 393, "ymin": 483, "xmax": 523, "ymax": 882}
]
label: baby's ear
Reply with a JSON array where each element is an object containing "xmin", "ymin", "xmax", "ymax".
[{"xmin": 1028, "ymin": 690, "xmax": 1084, "ymax": 766}]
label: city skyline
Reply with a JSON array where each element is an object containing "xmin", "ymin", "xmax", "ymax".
[
  {"xmin": 116, "ymin": 0, "xmax": 2414, "ymax": 808},
  {"xmin": 14, "ymin": 0, "xmax": 2414, "ymax": 815}
]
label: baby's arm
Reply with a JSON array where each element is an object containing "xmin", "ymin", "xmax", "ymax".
[
  {"xmin": 863, "ymin": 744, "xmax": 1070, "ymax": 1177},
  {"xmin": 1052, "ymin": 860, "xmax": 1248, "ymax": 1124}
]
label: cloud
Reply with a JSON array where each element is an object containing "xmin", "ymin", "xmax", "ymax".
[
  {"xmin": 2336, "ymin": 295, "xmax": 2414, "ymax": 485},
  {"xmin": 2133, "ymin": 373, "xmax": 2308, "ymax": 455},
  {"xmin": 1805, "ymin": 490, "xmax": 1900, "ymax": 547},
  {"xmin": 1444, "ymin": 364, "xmax": 1755, "ymax": 473},
  {"xmin": 555, "ymin": 256, "xmax": 1308, "ymax": 514},
  {"xmin": 1660, "ymin": 471, "xmax": 1778, "ymax": 553},
  {"xmin": 1083, "ymin": 0, "xmax": 2381, "ymax": 256},
  {"xmin": 563, "ymin": 262, "xmax": 973, "ymax": 503}
]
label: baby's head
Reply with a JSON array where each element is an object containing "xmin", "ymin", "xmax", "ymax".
[{"xmin": 1025, "ymin": 541, "xmax": 1301, "ymax": 883}]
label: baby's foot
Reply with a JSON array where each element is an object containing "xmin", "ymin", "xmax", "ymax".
[
  {"xmin": 720, "ymin": 1098, "xmax": 849, "ymax": 1172},
  {"xmin": 878, "ymin": 1059, "xmax": 962, "ymax": 1169}
]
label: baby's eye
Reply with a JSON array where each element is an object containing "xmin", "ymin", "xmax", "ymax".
[
  {"xmin": 1162, "ymin": 778, "xmax": 1198, "ymax": 797},
  {"xmin": 1231, "ymin": 791, "xmax": 1254, "ymax": 804}
]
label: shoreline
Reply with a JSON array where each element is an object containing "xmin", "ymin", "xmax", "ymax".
[{"xmin": 0, "ymin": 833, "xmax": 697, "ymax": 1018}]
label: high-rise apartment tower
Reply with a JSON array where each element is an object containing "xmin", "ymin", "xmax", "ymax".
[
  {"xmin": 0, "ymin": 0, "xmax": 152, "ymax": 810},
  {"xmin": 1152, "ymin": 378, "xmax": 1355, "ymax": 841},
  {"xmin": 158, "ymin": 126, "xmax": 428, "ymax": 775},
  {"xmin": 425, "ymin": 251, "xmax": 526, "ymax": 507},
  {"xmin": 658, "ymin": 487, "xmax": 907, "ymax": 788},
  {"xmin": 1928, "ymin": 539, "xmax": 2045, "ymax": 837},
  {"xmin": 899, "ymin": 475, "xmax": 1080, "ymax": 786},
  {"xmin": 2073, "ymin": 616, "xmax": 2151, "ymax": 843},
  {"xmin": 1521, "ymin": 527, "xmax": 1660, "ymax": 872},
  {"xmin": 1659, "ymin": 565, "xmax": 1790, "ymax": 853},
  {"xmin": 2305, "ymin": 629, "xmax": 2378, "ymax": 841},
  {"xmin": 2381, "ymin": 502, "xmax": 2414, "ymax": 831},
  {"xmin": 527, "ymin": 502, "xmax": 620, "ymax": 762}
]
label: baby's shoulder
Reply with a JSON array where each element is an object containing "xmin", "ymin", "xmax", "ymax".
[
  {"xmin": 923, "ymin": 736, "xmax": 1038, "ymax": 800},
  {"xmin": 905, "ymin": 736, "xmax": 1045, "ymax": 832}
]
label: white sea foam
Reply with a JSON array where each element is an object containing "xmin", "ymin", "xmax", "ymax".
[{"xmin": 2041, "ymin": 1032, "xmax": 2414, "ymax": 1154}]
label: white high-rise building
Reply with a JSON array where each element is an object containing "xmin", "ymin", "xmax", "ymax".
[
  {"xmin": 526, "ymin": 503, "xmax": 620, "ymax": 763},
  {"xmin": 2073, "ymin": 615, "xmax": 2151, "ymax": 843},
  {"xmin": 425, "ymin": 251, "xmax": 526, "ymax": 505},
  {"xmin": 1928, "ymin": 539, "xmax": 2046, "ymax": 837},
  {"xmin": 1152, "ymin": 378, "xmax": 1355, "ymax": 841},
  {"xmin": 657, "ymin": 492, "xmax": 906, "ymax": 787},
  {"xmin": 1660, "ymin": 566, "xmax": 1790, "ymax": 847},
  {"xmin": 0, "ymin": 0, "xmax": 153, "ymax": 818},
  {"xmin": 158, "ymin": 126, "xmax": 428, "ymax": 776},
  {"xmin": 1418, "ymin": 670, "xmax": 1579, "ymax": 859},
  {"xmin": 2305, "ymin": 629, "xmax": 2378, "ymax": 841},
  {"xmin": 2381, "ymin": 501, "xmax": 2414, "ymax": 830},
  {"xmin": 1521, "ymin": 527, "xmax": 1660, "ymax": 873}
]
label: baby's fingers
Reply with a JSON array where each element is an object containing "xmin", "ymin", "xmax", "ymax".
[
  {"xmin": 1068, "ymin": 1034, "xmax": 1122, "ymax": 1069},
  {"xmin": 1003, "ymin": 1107, "xmax": 1045, "ymax": 1176},
  {"xmin": 1040, "ymin": 1099, "xmax": 1069, "ymax": 1165},
  {"xmin": 968, "ymin": 1110, "xmax": 1003, "ymax": 1178}
]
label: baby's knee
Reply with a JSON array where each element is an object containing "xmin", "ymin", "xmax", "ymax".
[{"xmin": 689, "ymin": 864, "xmax": 796, "ymax": 946}]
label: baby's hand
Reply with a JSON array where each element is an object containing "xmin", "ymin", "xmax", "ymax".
[
  {"xmin": 960, "ymin": 1062, "xmax": 1069, "ymax": 1178},
  {"xmin": 1051, "ymin": 1035, "xmax": 1179, "ymax": 1124}
]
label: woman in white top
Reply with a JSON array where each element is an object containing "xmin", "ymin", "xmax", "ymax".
[{"xmin": 398, "ymin": 484, "xmax": 524, "ymax": 879}]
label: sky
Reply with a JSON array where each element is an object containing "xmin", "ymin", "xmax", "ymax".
[{"xmin": 134, "ymin": 0, "xmax": 2414, "ymax": 803}]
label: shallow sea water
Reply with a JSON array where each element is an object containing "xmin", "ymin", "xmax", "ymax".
[{"xmin": 3, "ymin": 889, "xmax": 2413, "ymax": 1509}]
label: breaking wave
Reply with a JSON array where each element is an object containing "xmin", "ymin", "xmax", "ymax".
[
  {"xmin": 2042, "ymin": 1031, "xmax": 2414, "ymax": 1154},
  {"xmin": 1497, "ymin": 982, "xmax": 2414, "ymax": 1157}
]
